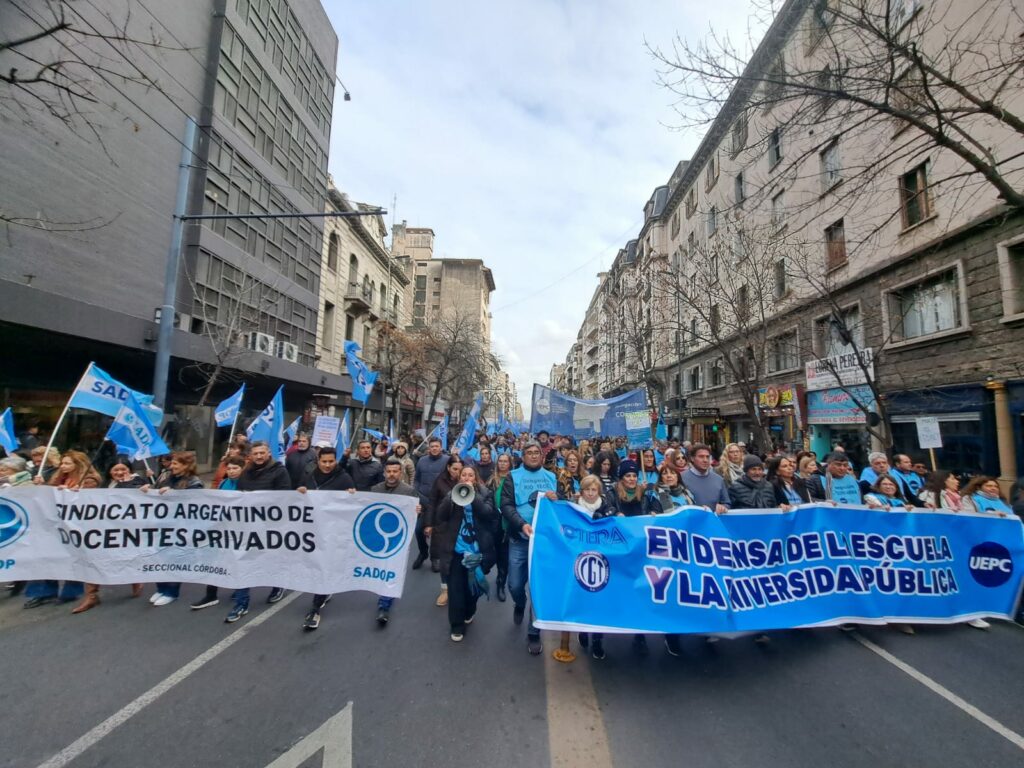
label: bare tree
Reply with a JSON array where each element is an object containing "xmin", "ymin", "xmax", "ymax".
[
  {"xmin": 421, "ymin": 307, "xmax": 497, "ymax": 427},
  {"xmin": 614, "ymin": 272, "xmax": 666, "ymax": 425},
  {"xmin": 375, "ymin": 321, "xmax": 431, "ymax": 432}
]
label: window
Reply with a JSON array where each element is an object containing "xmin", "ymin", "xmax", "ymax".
[
  {"xmin": 820, "ymin": 140, "xmax": 841, "ymax": 190},
  {"xmin": 670, "ymin": 208, "xmax": 681, "ymax": 238},
  {"xmin": 415, "ymin": 275, "xmax": 426, "ymax": 288},
  {"xmin": 344, "ymin": 313, "xmax": 355, "ymax": 341},
  {"xmin": 710, "ymin": 304, "xmax": 720, "ymax": 335},
  {"xmin": 773, "ymin": 259, "xmax": 787, "ymax": 299},
  {"xmin": 736, "ymin": 285, "xmax": 749, "ymax": 322},
  {"xmin": 892, "ymin": 68, "xmax": 926, "ymax": 119},
  {"xmin": 816, "ymin": 306, "xmax": 863, "ymax": 358},
  {"xmin": 734, "ymin": 171, "xmax": 746, "ymax": 204},
  {"xmin": 326, "ymin": 233, "xmax": 338, "ymax": 271},
  {"xmin": 348, "ymin": 255, "xmax": 359, "ymax": 287},
  {"xmin": 685, "ymin": 364, "xmax": 703, "ymax": 393},
  {"xmin": 731, "ymin": 112, "xmax": 748, "ymax": 155},
  {"xmin": 891, "ymin": 0, "xmax": 921, "ymax": 31},
  {"xmin": 807, "ymin": 0, "xmax": 835, "ymax": 49},
  {"xmin": 765, "ymin": 55, "xmax": 786, "ymax": 103},
  {"xmin": 997, "ymin": 238, "xmax": 1024, "ymax": 319},
  {"xmin": 708, "ymin": 358, "xmax": 725, "ymax": 387},
  {"xmin": 768, "ymin": 127, "xmax": 783, "ymax": 167},
  {"xmin": 322, "ymin": 301, "xmax": 335, "ymax": 349},
  {"xmin": 769, "ymin": 331, "xmax": 800, "ymax": 373},
  {"xmin": 705, "ymin": 152, "xmax": 719, "ymax": 190},
  {"xmin": 687, "ymin": 231, "xmax": 697, "ymax": 257},
  {"xmin": 771, "ymin": 190, "xmax": 785, "ymax": 228},
  {"xmin": 887, "ymin": 268, "xmax": 964, "ymax": 342},
  {"xmin": 707, "ymin": 205, "xmax": 718, "ymax": 237},
  {"xmin": 689, "ymin": 317, "xmax": 699, "ymax": 345},
  {"xmin": 685, "ymin": 187, "xmax": 697, "ymax": 218},
  {"xmin": 825, "ymin": 218, "xmax": 847, "ymax": 270},
  {"xmin": 731, "ymin": 230, "xmax": 744, "ymax": 264},
  {"xmin": 815, "ymin": 66, "xmax": 836, "ymax": 114},
  {"xmin": 900, "ymin": 163, "xmax": 931, "ymax": 228}
]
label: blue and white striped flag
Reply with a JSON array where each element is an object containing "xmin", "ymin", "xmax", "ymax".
[
  {"xmin": 336, "ymin": 409, "xmax": 352, "ymax": 451},
  {"xmin": 0, "ymin": 408, "xmax": 19, "ymax": 454},
  {"xmin": 105, "ymin": 393, "xmax": 170, "ymax": 461},
  {"xmin": 362, "ymin": 427, "xmax": 386, "ymax": 441}
]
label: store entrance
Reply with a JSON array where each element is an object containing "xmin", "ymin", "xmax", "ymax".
[{"xmin": 828, "ymin": 428, "xmax": 870, "ymax": 470}]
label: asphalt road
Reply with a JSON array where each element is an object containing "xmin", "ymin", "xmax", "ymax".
[{"xmin": 2, "ymin": 563, "xmax": 1023, "ymax": 768}]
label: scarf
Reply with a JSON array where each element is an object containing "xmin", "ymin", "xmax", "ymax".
[
  {"xmin": 941, "ymin": 489, "xmax": 962, "ymax": 512},
  {"xmin": 578, "ymin": 495, "xmax": 603, "ymax": 514},
  {"xmin": 454, "ymin": 502, "xmax": 490, "ymax": 599}
]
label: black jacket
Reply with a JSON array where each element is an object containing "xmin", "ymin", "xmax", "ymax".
[
  {"xmin": 605, "ymin": 488, "xmax": 645, "ymax": 517},
  {"xmin": 238, "ymin": 459, "xmax": 292, "ymax": 491},
  {"xmin": 343, "ymin": 455, "xmax": 384, "ymax": 491},
  {"xmin": 433, "ymin": 491, "xmax": 497, "ymax": 578},
  {"xmin": 370, "ymin": 479, "xmax": 418, "ymax": 498},
  {"xmin": 285, "ymin": 448, "xmax": 317, "ymax": 488},
  {"xmin": 298, "ymin": 466, "xmax": 354, "ymax": 491},
  {"xmin": 155, "ymin": 473, "xmax": 204, "ymax": 490},
  {"xmin": 729, "ymin": 475, "xmax": 777, "ymax": 509},
  {"xmin": 772, "ymin": 476, "xmax": 812, "ymax": 505},
  {"xmin": 645, "ymin": 485, "xmax": 694, "ymax": 514}
]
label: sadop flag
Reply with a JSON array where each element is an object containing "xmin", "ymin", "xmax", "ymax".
[
  {"xmin": 69, "ymin": 363, "xmax": 161, "ymax": 420},
  {"xmin": 425, "ymin": 414, "xmax": 449, "ymax": 448},
  {"xmin": 344, "ymin": 340, "xmax": 378, "ymax": 404},
  {"xmin": 214, "ymin": 385, "xmax": 245, "ymax": 427},
  {"xmin": 363, "ymin": 427, "xmax": 386, "ymax": 441},
  {"xmin": 246, "ymin": 386, "xmax": 285, "ymax": 460},
  {"xmin": 106, "ymin": 392, "xmax": 170, "ymax": 461},
  {"xmin": 336, "ymin": 409, "xmax": 352, "ymax": 451},
  {"xmin": 453, "ymin": 393, "xmax": 484, "ymax": 454},
  {"xmin": 0, "ymin": 408, "xmax": 19, "ymax": 453}
]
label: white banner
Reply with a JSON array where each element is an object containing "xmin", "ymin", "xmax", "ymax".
[
  {"xmin": 0, "ymin": 487, "xmax": 416, "ymax": 597},
  {"xmin": 804, "ymin": 348, "xmax": 875, "ymax": 392}
]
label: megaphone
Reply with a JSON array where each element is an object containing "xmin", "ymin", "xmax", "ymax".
[{"xmin": 452, "ymin": 482, "xmax": 476, "ymax": 506}]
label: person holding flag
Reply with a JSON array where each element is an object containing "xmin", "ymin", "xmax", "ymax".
[{"xmin": 0, "ymin": 407, "xmax": 20, "ymax": 456}]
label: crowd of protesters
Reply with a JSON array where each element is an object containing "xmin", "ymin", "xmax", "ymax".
[{"xmin": 2, "ymin": 424, "xmax": 1023, "ymax": 659}]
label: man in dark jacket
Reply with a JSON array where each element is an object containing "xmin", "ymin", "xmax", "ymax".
[
  {"xmin": 342, "ymin": 440, "xmax": 384, "ymax": 491},
  {"xmin": 295, "ymin": 446, "xmax": 354, "ymax": 492},
  {"xmin": 285, "ymin": 434, "xmax": 317, "ymax": 488},
  {"xmin": 728, "ymin": 455, "xmax": 777, "ymax": 509},
  {"xmin": 226, "ymin": 440, "xmax": 291, "ymax": 622},
  {"xmin": 412, "ymin": 436, "xmax": 448, "ymax": 568},
  {"xmin": 367, "ymin": 459, "xmax": 420, "ymax": 626}
]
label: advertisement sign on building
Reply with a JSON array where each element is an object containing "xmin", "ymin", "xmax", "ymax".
[
  {"xmin": 805, "ymin": 348, "xmax": 875, "ymax": 392},
  {"xmin": 806, "ymin": 385, "xmax": 875, "ymax": 425}
]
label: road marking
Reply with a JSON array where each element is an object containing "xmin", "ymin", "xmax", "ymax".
[
  {"xmin": 36, "ymin": 591, "xmax": 301, "ymax": 768},
  {"xmin": 543, "ymin": 635, "xmax": 614, "ymax": 768},
  {"xmin": 264, "ymin": 702, "xmax": 352, "ymax": 768},
  {"xmin": 852, "ymin": 632, "xmax": 1024, "ymax": 752}
]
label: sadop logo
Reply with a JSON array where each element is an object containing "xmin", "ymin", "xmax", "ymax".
[
  {"xmin": 574, "ymin": 551, "xmax": 610, "ymax": 592},
  {"xmin": 968, "ymin": 542, "xmax": 1013, "ymax": 588},
  {"xmin": 0, "ymin": 497, "xmax": 29, "ymax": 549},
  {"xmin": 353, "ymin": 503, "xmax": 408, "ymax": 559}
]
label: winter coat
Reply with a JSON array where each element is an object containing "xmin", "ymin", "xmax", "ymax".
[
  {"xmin": 298, "ymin": 466, "xmax": 355, "ymax": 491},
  {"xmin": 645, "ymin": 484, "xmax": 695, "ymax": 514},
  {"xmin": 237, "ymin": 459, "xmax": 291, "ymax": 491},
  {"xmin": 605, "ymin": 487, "xmax": 645, "ymax": 517},
  {"xmin": 370, "ymin": 479, "xmax": 418, "ymax": 498},
  {"xmin": 428, "ymin": 470, "xmax": 461, "ymax": 559},
  {"xmin": 1, "ymin": 470, "xmax": 34, "ymax": 487},
  {"xmin": 413, "ymin": 452, "xmax": 449, "ymax": 501},
  {"xmin": 433, "ymin": 490, "xmax": 497, "ymax": 578},
  {"xmin": 729, "ymin": 475, "xmax": 777, "ymax": 509},
  {"xmin": 771, "ymin": 476, "xmax": 812, "ymax": 506},
  {"xmin": 390, "ymin": 444, "xmax": 416, "ymax": 485},
  {"xmin": 344, "ymin": 455, "xmax": 384, "ymax": 491},
  {"xmin": 285, "ymin": 448, "xmax": 317, "ymax": 488},
  {"xmin": 155, "ymin": 473, "xmax": 205, "ymax": 491}
]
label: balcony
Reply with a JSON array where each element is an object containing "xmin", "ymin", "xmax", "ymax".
[{"xmin": 344, "ymin": 281, "xmax": 373, "ymax": 316}]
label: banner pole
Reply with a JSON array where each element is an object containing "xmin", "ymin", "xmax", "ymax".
[
  {"xmin": 552, "ymin": 631, "xmax": 576, "ymax": 663},
  {"xmin": 928, "ymin": 447, "xmax": 937, "ymax": 472},
  {"xmin": 35, "ymin": 364, "xmax": 90, "ymax": 477},
  {"xmin": 226, "ymin": 410, "xmax": 239, "ymax": 449},
  {"xmin": 348, "ymin": 405, "xmax": 368, "ymax": 452}
]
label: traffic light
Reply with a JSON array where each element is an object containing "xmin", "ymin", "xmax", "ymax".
[{"xmin": 711, "ymin": 424, "xmax": 719, "ymax": 433}]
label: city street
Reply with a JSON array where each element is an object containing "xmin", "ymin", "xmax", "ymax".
[{"xmin": 2, "ymin": 561, "xmax": 1023, "ymax": 768}]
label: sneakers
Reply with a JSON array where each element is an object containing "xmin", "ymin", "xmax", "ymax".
[
  {"xmin": 225, "ymin": 604, "xmax": 248, "ymax": 623},
  {"xmin": 527, "ymin": 636, "xmax": 543, "ymax": 655},
  {"xmin": 591, "ymin": 638, "xmax": 606, "ymax": 660},
  {"xmin": 152, "ymin": 594, "xmax": 177, "ymax": 607},
  {"xmin": 496, "ymin": 583, "xmax": 507, "ymax": 602},
  {"xmin": 664, "ymin": 635, "xmax": 681, "ymax": 657},
  {"xmin": 705, "ymin": 636, "xmax": 720, "ymax": 644},
  {"xmin": 190, "ymin": 596, "xmax": 219, "ymax": 611},
  {"xmin": 435, "ymin": 586, "xmax": 448, "ymax": 607},
  {"xmin": 267, "ymin": 588, "xmax": 285, "ymax": 604},
  {"xmin": 412, "ymin": 553, "xmax": 427, "ymax": 570},
  {"xmin": 632, "ymin": 635, "xmax": 649, "ymax": 657},
  {"xmin": 967, "ymin": 618, "xmax": 990, "ymax": 630},
  {"xmin": 513, "ymin": 604, "xmax": 525, "ymax": 626},
  {"xmin": 148, "ymin": 592, "xmax": 161, "ymax": 604},
  {"xmin": 376, "ymin": 609, "xmax": 390, "ymax": 626},
  {"xmin": 754, "ymin": 634, "xmax": 771, "ymax": 645},
  {"xmin": 464, "ymin": 615, "xmax": 474, "ymax": 625},
  {"xmin": 23, "ymin": 596, "xmax": 54, "ymax": 609},
  {"xmin": 303, "ymin": 610, "xmax": 321, "ymax": 631},
  {"xmin": 450, "ymin": 632, "xmax": 464, "ymax": 642},
  {"xmin": 895, "ymin": 624, "xmax": 916, "ymax": 635},
  {"xmin": 838, "ymin": 623, "xmax": 856, "ymax": 632}
]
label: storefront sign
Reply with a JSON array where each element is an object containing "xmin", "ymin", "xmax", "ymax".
[
  {"xmin": 680, "ymin": 407, "xmax": 721, "ymax": 419},
  {"xmin": 805, "ymin": 348, "xmax": 875, "ymax": 392},
  {"xmin": 757, "ymin": 385, "xmax": 795, "ymax": 409},
  {"xmin": 807, "ymin": 385, "xmax": 875, "ymax": 425}
]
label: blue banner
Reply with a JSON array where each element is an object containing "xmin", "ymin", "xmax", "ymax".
[
  {"xmin": 530, "ymin": 499, "xmax": 1024, "ymax": 634},
  {"xmin": 529, "ymin": 384, "xmax": 649, "ymax": 442}
]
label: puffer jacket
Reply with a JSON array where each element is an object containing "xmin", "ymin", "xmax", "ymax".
[{"xmin": 728, "ymin": 475, "xmax": 777, "ymax": 509}]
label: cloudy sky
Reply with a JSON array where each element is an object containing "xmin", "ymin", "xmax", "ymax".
[{"xmin": 322, "ymin": 0, "xmax": 757, "ymax": 416}]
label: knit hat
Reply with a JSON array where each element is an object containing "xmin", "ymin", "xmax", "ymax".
[
  {"xmin": 742, "ymin": 454, "xmax": 764, "ymax": 472},
  {"xmin": 618, "ymin": 459, "xmax": 639, "ymax": 478}
]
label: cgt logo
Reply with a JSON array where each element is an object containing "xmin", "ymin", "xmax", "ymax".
[
  {"xmin": 574, "ymin": 551, "xmax": 610, "ymax": 593},
  {"xmin": 353, "ymin": 503, "xmax": 408, "ymax": 560},
  {"xmin": 968, "ymin": 542, "xmax": 1014, "ymax": 588},
  {"xmin": 0, "ymin": 498, "xmax": 29, "ymax": 550}
]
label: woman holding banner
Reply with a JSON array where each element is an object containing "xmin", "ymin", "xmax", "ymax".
[
  {"xmin": 961, "ymin": 477, "xmax": 1014, "ymax": 516},
  {"xmin": 556, "ymin": 450, "xmax": 584, "ymax": 502},
  {"xmin": 864, "ymin": 476, "xmax": 914, "ymax": 511},
  {"xmin": 433, "ymin": 465, "xmax": 496, "ymax": 642},
  {"xmin": 142, "ymin": 451, "xmax": 205, "ymax": 607},
  {"xmin": 645, "ymin": 464, "xmax": 695, "ymax": 513},
  {"xmin": 574, "ymin": 475, "xmax": 615, "ymax": 659},
  {"xmin": 716, "ymin": 443, "xmax": 745, "ymax": 485},
  {"xmin": 29, "ymin": 446, "xmax": 61, "ymax": 483},
  {"xmin": 606, "ymin": 460, "xmax": 651, "ymax": 656},
  {"xmin": 768, "ymin": 457, "xmax": 811, "ymax": 510}
]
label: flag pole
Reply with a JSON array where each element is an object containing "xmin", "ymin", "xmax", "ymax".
[
  {"xmin": 348, "ymin": 405, "xmax": 368, "ymax": 452},
  {"xmin": 35, "ymin": 363, "xmax": 91, "ymax": 477},
  {"xmin": 226, "ymin": 409, "xmax": 239, "ymax": 449}
]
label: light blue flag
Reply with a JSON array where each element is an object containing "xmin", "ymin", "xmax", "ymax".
[
  {"xmin": 344, "ymin": 340, "xmax": 379, "ymax": 404},
  {"xmin": 453, "ymin": 393, "xmax": 484, "ymax": 454},
  {"xmin": 656, "ymin": 418, "xmax": 668, "ymax": 442},
  {"xmin": 246, "ymin": 386, "xmax": 285, "ymax": 460},
  {"xmin": 214, "ymin": 385, "xmax": 245, "ymax": 427},
  {"xmin": 424, "ymin": 414, "xmax": 449, "ymax": 448},
  {"xmin": 388, "ymin": 418, "xmax": 397, "ymax": 444},
  {"xmin": 0, "ymin": 408, "xmax": 19, "ymax": 453},
  {"xmin": 105, "ymin": 392, "xmax": 170, "ymax": 461},
  {"xmin": 363, "ymin": 427, "xmax": 386, "ymax": 441},
  {"xmin": 284, "ymin": 415, "xmax": 301, "ymax": 449},
  {"xmin": 68, "ymin": 362, "xmax": 159, "ymax": 419},
  {"xmin": 336, "ymin": 409, "xmax": 352, "ymax": 451},
  {"xmin": 496, "ymin": 411, "xmax": 509, "ymax": 435}
]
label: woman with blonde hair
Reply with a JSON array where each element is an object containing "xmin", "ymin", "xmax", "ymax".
[{"xmin": 717, "ymin": 443, "xmax": 745, "ymax": 485}]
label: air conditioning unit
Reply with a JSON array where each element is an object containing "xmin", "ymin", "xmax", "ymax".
[
  {"xmin": 246, "ymin": 332, "xmax": 274, "ymax": 355},
  {"xmin": 276, "ymin": 340, "xmax": 299, "ymax": 363}
]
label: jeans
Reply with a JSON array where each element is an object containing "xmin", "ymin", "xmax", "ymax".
[
  {"xmin": 25, "ymin": 580, "xmax": 83, "ymax": 601},
  {"xmin": 447, "ymin": 553, "xmax": 480, "ymax": 633},
  {"xmin": 508, "ymin": 536, "xmax": 537, "ymax": 637},
  {"xmin": 231, "ymin": 588, "xmax": 251, "ymax": 607},
  {"xmin": 156, "ymin": 582, "xmax": 180, "ymax": 598}
]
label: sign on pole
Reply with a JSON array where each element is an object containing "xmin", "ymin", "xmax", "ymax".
[
  {"xmin": 312, "ymin": 415, "xmax": 341, "ymax": 447},
  {"xmin": 915, "ymin": 417, "xmax": 943, "ymax": 449}
]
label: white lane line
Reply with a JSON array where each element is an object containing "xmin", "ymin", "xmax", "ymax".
[
  {"xmin": 852, "ymin": 632, "xmax": 1024, "ymax": 752},
  {"xmin": 543, "ymin": 636, "xmax": 614, "ymax": 768},
  {"xmin": 37, "ymin": 591, "xmax": 302, "ymax": 768},
  {"xmin": 264, "ymin": 702, "xmax": 352, "ymax": 768}
]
